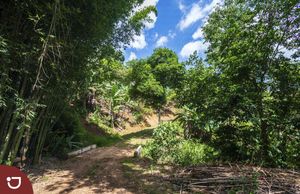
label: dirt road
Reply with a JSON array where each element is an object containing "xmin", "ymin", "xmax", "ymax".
[{"xmin": 29, "ymin": 115, "xmax": 174, "ymax": 194}]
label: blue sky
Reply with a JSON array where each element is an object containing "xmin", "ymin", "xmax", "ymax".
[{"xmin": 124, "ymin": 0, "xmax": 222, "ymax": 62}]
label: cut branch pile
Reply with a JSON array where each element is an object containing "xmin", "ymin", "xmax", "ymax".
[{"xmin": 168, "ymin": 165, "xmax": 300, "ymax": 193}]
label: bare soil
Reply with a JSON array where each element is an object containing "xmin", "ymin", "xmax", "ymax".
[{"xmin": 27, "ymin": 112, "xmax": 300, "ymax": 194}]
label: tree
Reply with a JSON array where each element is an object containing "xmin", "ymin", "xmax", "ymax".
[
  {"xmin": 129, "ymin": 48, "xmax": 184, "ymax": 124},
  {"xmin": 0, "ymin": 0, "xmax": 157, "ymax": 165},
  {"xmin": 148, "ymin": 48, "xmax": 185, "ymax": 122},
  {"xmin": 148, "ymin": 48, "xmax": 185, "ymax": 89},
  {"xmin": 177, "ymin": 52, "xmax": 218, "ymax": 140},
  {"xmin": 198, "ymin": 0, "xmax": 300, "ymax": 165},
  {"xmin": 128, "ymin": 60, "xmax": 166, "ymax": 123}
]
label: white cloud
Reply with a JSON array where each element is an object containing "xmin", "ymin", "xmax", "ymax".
[
  {"xmin": 156, "ymin": 36, "xmax": 168, "ymax": 47},
  {"xmin": 168, "ymin": 31, "xmax": 176, "ymax": 39},
  {"xmin": 136, "ymin": 0, "xmax": 159, "ymax": 29},
  {"xmin": 130, "ymin": 33, "xmax": 147, "ymax": 49},
  {"xmin": 192, "ymin": 27, "xmax": 203, "ymax": 39},
  {"xmin": 178, "ymin": 4, "xmax": 204, "ymax": 31},
  {"xmin": 129, "ymin": 52, "xmax": 137, "ymax": 60},
  {"xmin": 178, "ymin": 1, "xmax": 186, "ymax": 12},
  {"xmin": 178, "ymin": 0, "xmax": 222, "ymax": 31},
  {"xmin": 202, "ymin": 0, "xmax": 221, "ymax": 14},
  {"xmin": 139, "ymin": 0, "xmax": 159, "ymax": 8},
  {"xmin": 144, "ymin": 12, "xmax": 157, "ymax": 29},
  {"xmin": 180, "ymin": 40, "xmax": 209, "ymax": 58},
  {"xmin": 154, "ymin": 32, "xmax": 159, "ymax": 39},
  {"xmin": 129, "ymin": 0, "xmax": 159, "ymax": 50}
]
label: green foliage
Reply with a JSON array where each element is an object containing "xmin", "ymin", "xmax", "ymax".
[
  {"xmin": 130, "ymin": 102, "xmax": 153, "ymax": 124},
  {"xmin": 89, "ymin": 111, "xmax": 116, "ymax": 135},
  {"xmin": 45, "ymin": 107, "xmax": 84, "ymax": 159},
  {"xmin": 0, "ymin": 0, "xmax": 154, "ymax": 164},
  {"xmin": 143, "ymin": 122, "xmax": 217, "ymax": 165},
  {"xmin": 87, "ymin": 110, "xmax": 122, "ymax": 146},
  {"xmin": 177, "ymin": 0, "xmax": 300, "ymax": 168},
  {"xmin": 129, "ymin": 60, "xmax": 166, "ymax": 108},
  {"xmin": 148, "ymin": 48, "xmax": 185, "ymax": 89},
  {"xmin": 45, "ymin": 106, "xmax": 121, "ymax": 159},
  {"xmin": 174, "ymin": 140, "xmax": 217, "ymax": 166},
  {"xmin": 176, "ymin": 106, "xmax": 213, "ymax": 141},
  {"xmin": 82, "ymin": 132, "xmax": 121, "ymax": 147},
  {"xmin": 128, "ymin": 48, "xmax": 184, "ymax": 124},
  {"xmin": 143, "ymin": 122, "xmax": 183, "ymax": 162},
  {"xmin": 213, "ymin": 121, "xmax": 260, "ymax": 162}
]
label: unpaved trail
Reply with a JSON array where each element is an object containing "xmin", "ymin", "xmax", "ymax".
[
  {"xmin": 27, "ymin": 111, "xmax": 300, "ymax": 194},
  {"xmin": 32, "ymin": 145, "xmax": 134, "ymax": 194},
  {"xmin": 30, "ymin": 115, "xmax": 175, "ymax": 194}
]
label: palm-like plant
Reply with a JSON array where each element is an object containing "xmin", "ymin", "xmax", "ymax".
[
  {"xmin": 176, "ymin": 106, "xmax": 212, "ymax": 142},
  {"xmin": 101, "ymin": 82, "xmax": 129, "ymax": 128}
]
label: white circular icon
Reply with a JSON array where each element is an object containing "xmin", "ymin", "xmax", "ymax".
[{"xmin": 6, "ymin": 177, "xmax": 22, "ymax": 190}]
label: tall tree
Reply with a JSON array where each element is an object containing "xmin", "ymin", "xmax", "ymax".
[
  {"xmin": 129, "ymin": 59, "xmax": 166, "ymax": 123},
  {"xmin": 148, "ymin": 48, "xmax": 185, "ymax": 122},
  {"xmin": 129, "ymin": 48, "xmax": 184, "ymax": 123},
  {"xmin": 0, "ymin": 0, "xmax": 156, "ymax": 164},
  {"xmin": 202, "ymin": 0, "xmax": 300, "ymax": 165}
]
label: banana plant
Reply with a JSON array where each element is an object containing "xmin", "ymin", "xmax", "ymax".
[{"xmin": 101, "ymin": 82, "xmax": 129, "ymax": 128}]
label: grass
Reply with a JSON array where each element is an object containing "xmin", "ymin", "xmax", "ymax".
[{"xmin": 84, "ymin": 131, "xmax": 122, "ymax": 147}]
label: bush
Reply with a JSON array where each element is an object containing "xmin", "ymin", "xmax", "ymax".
[
  {"xmin": 45, "ymin": 106, "xmax": 122, "ymax": 159},
  {"xmin": 86, "ymin": 111, "xmax": 122, "ymax": 146},
  {"xmin": 174, "ymin": 140, "xmax": 217, "ymax": 165},
  {"xmin": 89, "ymin": 110, "xmax": 113, "ymax": 133},
  {"xmin": 45, "ymin": 107, "xmax": 85, "ymax": 159},
  {"xmin": 131, "ymin": 102, "xmax": 153, "ymax": 124},
  {"xmin": 143, "ymin": 122, "xmax": 217, "ymax": 165},
  {"xmin": 143, "ymin": 122, "xmax": 183, "ymax": 161},
  {"xmin": 213, "ymin": 122, "xmax": 260, "ymax": 162}
]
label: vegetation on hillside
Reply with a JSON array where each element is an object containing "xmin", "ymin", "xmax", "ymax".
[
  {"xmin": 0, "ymin": 0, "xmax": 299, "ymax": 173},
  {"xmin": 0, "ymin": 0, "xmax": 156, "ymax": 165}
]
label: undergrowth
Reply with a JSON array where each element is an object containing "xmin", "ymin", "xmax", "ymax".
[
  {"xmin": 143, "ymin": 122, "xmax": 218, "ymax": 166},
  {"xmin": 45, "ymin": 107, "xmax": 121, "ymax": 159}
]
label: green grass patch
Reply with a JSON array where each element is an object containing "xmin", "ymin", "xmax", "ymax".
[{"xmin": 83, "ymin": 131, "xmax": 121, "ymax": 147}]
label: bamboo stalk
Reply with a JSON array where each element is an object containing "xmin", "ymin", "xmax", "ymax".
[{"xmin": 0, "ymin": 113, "xmax": 17, "ymax": 163}]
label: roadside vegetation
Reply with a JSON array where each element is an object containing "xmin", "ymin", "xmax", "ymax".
[{"xmin": 0, "ymin": 0, "xmax": 299, "ymax": 193}]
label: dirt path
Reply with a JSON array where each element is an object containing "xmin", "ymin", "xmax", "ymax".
[
  {"xmin": 28, "ymin": 112, "xmax": 300, "ymax": 194},
  {"xmin": 29, "ymin": 115, "xmax": 174, "ymax": 194},
  {"xmin": 31, "ymin": 146, "xmax": 133, "ymax": 193}
]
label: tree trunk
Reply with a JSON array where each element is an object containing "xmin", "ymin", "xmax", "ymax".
[
  {"xmin": 157, "ymin": 108, "xmax": 161, "ymax": 125},
  {"xmin": 0, "ymin": 113, "xmax": 17, "ymax": 163},
  {"xmin": 110, "ymin": 100, "xmax": 114, "ymax": 128},
  {"xmin": 260, "ymin": 120, "xmax": 269, "ymax": 162},
  {"xmin": 257, "ymin": 81, "xmax": 270, "ymax": 164}
]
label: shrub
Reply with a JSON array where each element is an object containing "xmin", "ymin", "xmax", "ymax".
[
  {"xmin": 143, "ymin": 121, "xmax": 217, "ymax": 165},
  {"xmin": 174, "ymin": 140, "xmax": 217, "ymax": 165},
  {"xmin": 89, "ymin": 110, "xmax": 113, "ymax": 133},
  {"xmin": 143, "ymin": 122, "xmax": 183, "ymax": 161},
  {"xmin": 131, "ymin": 102, "xmax": 153, "ymax": 124},
  {"xmin": 213, "ymin": 121, "xmax": 260, "ymax": 162},
  {"xmin": 45, "ymin": 107, "xmax": 84, "ymax": 159},
  {"xmin": 86, "ymin": 111, "xmax": 122, "ymax": 146},
  {"xmin": 45, "ymin": 106, "xmax": 122, "ymax": 159}
]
